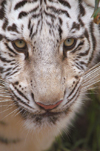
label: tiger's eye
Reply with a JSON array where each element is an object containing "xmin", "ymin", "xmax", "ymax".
[
  {"xmin": 63, "ymin": 38, "xmax": 76, "ymax": 57},
  {"xmin": 14, "ymin": 40, "xmax": 26, "ymax": 49},
  {"xmin": 12, "ymin": 39, "xmax": 27, "ymax": 52},
  {"xmin": 64, "ymin": 38, "xmax": 75, "ymax": 47}
]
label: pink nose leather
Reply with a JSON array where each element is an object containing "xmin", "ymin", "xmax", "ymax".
[{"xmin": 36, "ymin": 100, "xmax": 63, "ymax": 110}]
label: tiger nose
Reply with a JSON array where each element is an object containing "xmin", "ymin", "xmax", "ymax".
[{"xmin": 36, "ymin": 100, "xmax": 63, "ymax": 110}]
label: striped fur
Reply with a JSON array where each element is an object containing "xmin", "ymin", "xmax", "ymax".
[{"xmin": 0, "ymin": 0, "xmax": 100, "ymax": 151}]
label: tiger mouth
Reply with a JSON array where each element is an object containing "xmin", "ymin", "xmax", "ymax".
[
  {"xmin": 36, "ymin": 111, "xmax": 62, "ymax": 117},
  {"xmin": 18, "ymin": 104, "xmax": 66, "ymax": 121}
]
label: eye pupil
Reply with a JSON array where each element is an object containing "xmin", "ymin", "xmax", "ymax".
[
  {"xmin": 67, "ymin": 39, "xmax": 71, "ymax": 42},
  {"xmin": 19, "ymin": 40, "xmax": 23, "ymax": 44}
]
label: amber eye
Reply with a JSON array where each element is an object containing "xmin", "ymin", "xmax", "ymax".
[
  {"xmin": 12, "ymin": 39, "xmax": 27, "ymax": 52},
  {"xmin": 63, "ymin": 38, "xmax": 76, "ymax": 50}
]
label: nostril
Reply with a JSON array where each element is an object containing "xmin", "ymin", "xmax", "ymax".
[{"xmin": 36, "ymin": 100, "xmax": 63, "ymax": 110}]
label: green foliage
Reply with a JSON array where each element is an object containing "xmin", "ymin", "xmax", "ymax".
[{"xmin": 92, "ymin": 0, "xmax": 100, "ymax": 24}]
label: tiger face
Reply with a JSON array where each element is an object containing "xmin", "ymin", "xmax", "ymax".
[{"xmin": 0, "ymin": 0, "xmax": 100, "ymax": 130}]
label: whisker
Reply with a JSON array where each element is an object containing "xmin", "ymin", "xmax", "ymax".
[
  {"xmin": 83, "ymin": 62, "xmax": 100, "ymax": 77},
  {"xmin": 83, "ymin": 69, "xmax": 100, "ymax": 81},
  {"xmin": 81, "ymin": 62, "xmax": 100, "ymax": 91},
  {"xmin": 83, "ymin": 70, "xmax": 100, "ymax": 81},
  {"xmin": 82, "ymin": 79, "xmax": 100, "ymax": 88},
  {"xmin": 82, "ymin": 73, "xmax": 100, "ymax": 86},
  {"xmin": 0, "ymin": 100, "xmax": 13, "ymax": 103},
  {"xmin": 82, "ymin": 80, "xmax": 100, "ymax": 91},
  {"xmin": 14, "ymin": 108, "xmax": 23, "ymax": 117},
  {"xmin": 0, "ymin": 77, "xmax": 12, "ymax": 100},
  {"xmin": 1, "ymin": 108, "xmax": 19, "ymax": 120},
  {"xmin": 0, "ymin": 103, "xmax": 14, "ymax": 107},
  {"xmin": 0, "ymin": 106, "xmax": 14, "ymax": 114}
]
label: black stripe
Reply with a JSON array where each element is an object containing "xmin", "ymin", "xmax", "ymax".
[
  {"xmin": 0, "ymin": 34, "xmax": 3, "ymax": 41},
  {"xmin": 30, "ymin": 0, "xmax": 38, "ymax": 2},
  {"xmin": 11, "ymin": 90, "xmax": 33, "ymax": 109},
  {"xmin": 14, "ymin": 1, "xmax": 27, "ymax": 10},
  {"xmin": 59, "ymin": 17, "xmax": 63, "ymax": 25},
  {"xmin": 29, "ymin": 6, "xmax": 39, "ymax": 14},
  {"xmin": 5, "ymin": 68, "xmax": 19, "ymax": 76},
  {"xmin": 40, "ymin": 0, "xmax": 42, "ymax": 5},
  {"xmin": 44, "ymin": 10, "xmax": 56, "ymax": 19},
  {"xmin": 18, "ymin": 6, "xmax": 39, "ymax": 19},
  {"xmin": 31, "ymin": 92, "xmax": 34, "ymax": 101},
  {"xmin": 71, "ymin": 41, "xmax": 84, "ymax": 54},
  {"xmin": 10, "ymin": 62, "xmax": 16, "ymax": 65},
  {"xmin": 98, "ymin": 24, "xmax": 100, "ymax": 33},
  {"xmin": 32, "ymin": 13, "xmax": 40, "ymax": 18},
  {"xmin": 67, "ymin": 85, "xmax": 80, "ymax": 103},
  {"xmin": 0, "ymin": 56, "xmax": 14, "ymax": 63},
  {"xmin": 13, "ymin": 85, "xmax": 30, "ymax": 104},
  {"xmin": 2, "ymin": 18, "xmax": 8, "ymax": 30},
  {"xmin": 12, "ymin": 65, "xmax": 19, "ymax": 72},
  {"xmin": 88, "ymin": 22, "xmax": 96, "ymax": 64},
  {"xmin": 31, "ymin": 22, "xmax": 39, "ymax": 39},
  {"xmin": 78, "ymin": 48, "xmax": 89, "ymax": 56},
  {"xmin": 3, "ymin": 67, "xmax": 12, "ymax": 73},
  {"xmin": 6, "ymin": 70, "xmax": 18, "ymax": 76},
  {"xmin": 28, "ymin": 19, "xmax": 31, "ymax": 29},
  {"xmin": 46, "ymin": 20, "xmax": 52, "ymax": 28},
  {"xmin": 3, "ymin": 65, "xmax": 19, "ymax": 75},
  {"xmin": 7, "ymin": 24, "xmax": 19, "ymax": 33},
  {"xmin": 58, "ymin": 0, "xmax": 71, "ymax": 8},
  {"xmin": 8, "ymin": 52, "xmax": 15, "ymax": 57},
  {"xmin": 47, "ymin": 6, "xmax": 70, "ymax": 18},
  {"xmin": 79, "ymin": 0, "xmax": 86, "ymax": 17},
  {"xmin": 58, "ymin": 26, "xmax": 62, "ymax": 39},
  {"xmin": 0, "ymin": 7, "xmax": 4, "ymax": 19},
  {"xmin": 0, "ymin": 0, "xmax": 6, "ymax": 19},
  {"xmin": 84, "ymin": 29, "xmax": 89, "ymax": 40},
  {"xmin": 78, "ymin": 15, "xmax": 84, "ymax": 27},
  {"xmin": 68, "ymin": 81, "xmax": 80, "ymax": 99},
  {"xmin": 18, "ymin": 11, "xmax": 28, "ymax": 19},
  {"xmin": 0, "ymin": 67, "xmax": 3, "ymax": 73},
  {"xmin": 29, "ymin": 26, "xmax": 34, "ymax": 37},
  {"xmin": 31, "ymin": 30, "xmax": 38, "ymax": 39},
  {"xmin": 5, "ymin": 43, "xmax": 17, "ymax": 55},
  {"xmin": 75, "ymin": 62, "xmax": 84, "ymax": 70},
  {"xmin": 79, "ymin": 61, "xmax": 86, "ymax": 65},
  {"xmin": 59, "ymin": 10, "xmax": 70, "ymax": 18},
  {"xmin": 71, "ymin": 22, "xmax": 80, "ymax": 30},
  {"xmin": 90, "ymin": 22, "xmax": 96, "ymax": 51}
]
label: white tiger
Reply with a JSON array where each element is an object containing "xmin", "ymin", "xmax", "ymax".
[{"xmin": 0, "ymin": 0, "xmax": 100, "ymax": 151}]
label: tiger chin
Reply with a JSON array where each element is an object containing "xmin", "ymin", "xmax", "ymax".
[{"xmin": 0, "ymin": 0, "xmax": 100, "ymax": 151}]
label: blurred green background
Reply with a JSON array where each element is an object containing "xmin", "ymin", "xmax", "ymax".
[{"xmin": 46, "ymin": 89, "xmax": 100, "ymax": 151}]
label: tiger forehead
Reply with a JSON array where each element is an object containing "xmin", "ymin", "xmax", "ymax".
[{"xmin": 2, "ymin": 0, "xmax": 82, "ymax": 40}]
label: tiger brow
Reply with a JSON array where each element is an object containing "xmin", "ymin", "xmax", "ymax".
[{"xmin": 14, "ymin": 1, "xmax": 27, "ymax": 10}]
